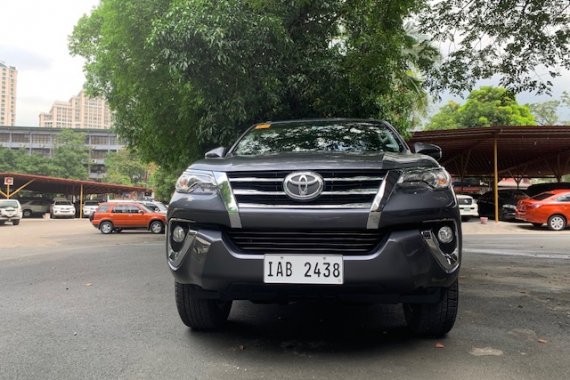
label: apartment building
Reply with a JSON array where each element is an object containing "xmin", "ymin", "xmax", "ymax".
[
  {"xmin": 39, "ymin": 90, "xmax": 112, "ymax": 129},
  {"xmin": 0, "ymin": 62, "xmax": 17, "ymax": 126},
  {"xmin": 0, "ymin": 126, "xmax": 124, "ymax": 180}
]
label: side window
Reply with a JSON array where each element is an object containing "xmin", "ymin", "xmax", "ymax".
[
  {"xmin": 128, "ymin": 205, "xmax": 142, "ymax": 214},
  {"xmin": 113, "ymin": 205, "xmax": 127, "ymax": 213},
  {"xmin": 98, "ymin": 205, "xmax": 109, "ymax": 213}
]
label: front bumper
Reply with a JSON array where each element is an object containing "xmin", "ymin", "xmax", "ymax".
[{"xmin": 167, "ymin": 220, "xmax": 461, "ymax": 302}]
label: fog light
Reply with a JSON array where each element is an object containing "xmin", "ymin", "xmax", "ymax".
[
  {"xmin": 172, "ymin": 226, "xmax": 186, "ymax": 243},
  {"xmin": 437, "ymin": 226, "xmax": 454, "ymax": 244}
]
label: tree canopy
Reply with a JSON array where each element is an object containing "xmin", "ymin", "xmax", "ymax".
[
  {"xmin": 425, "ymin": 86, "xmax": 536, "ymax": 130},
  {"xmin": 69, "ymin": 0, "xmax": 570, "ymax": 175},
  {"xmin": 69, "ymin": 0, "xmax": 440, "ymax": 170},
  {"xmin": 418, "ymin": 0, "xmax": 570, "ymax": 95}
]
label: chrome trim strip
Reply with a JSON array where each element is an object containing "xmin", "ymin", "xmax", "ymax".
[
  {"xmin": 324, "ymin": 176, "xmax": 384, "ymax": 182},
  {"xmin": 229, "ymin": 177, "xmax": 283, "ymax": 183},
  {"xmin": 366, "ymin": 170, "xmax": 402, "ymax": 229},
  {"xmin": 213, "ymin": 172, "xmax": 242, "ymax": 228},
  {"xmin": 234, "ymin": 190, "xmax": 284, "ymax": 195},
  {"xmin": 229, "ymin": 176, "xmax": 383, "ymax": 183},
  {"xmin": 233, "ymin": 189, "xmax": 378, "ymax": 196},
  {"xmin": 238, "ymin": 203, "xmax": 371, "ymax": 209},
  {"xmin": 421, "ymin": 221, "xmax": 460, "ymax": 273}
]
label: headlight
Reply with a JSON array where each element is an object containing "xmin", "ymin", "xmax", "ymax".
[
  {"xmin": 175, "ymin": 170, "xmax": 218, "ymax": 194},
  {"xmin": 400, "ymin": 168, "xmax": 451, "ymax": 189}
]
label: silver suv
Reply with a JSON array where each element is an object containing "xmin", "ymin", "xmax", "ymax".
[
  {"xmin": 0, "ymin": 199, "xmax": 22, "ymax": 225},
  {"xmin": 50, "ymin": 200, "xmax": 76, "ymax": 219},
  {"xmin": 20, "ymin": 199, "xmax": 52, "ymax": 218}
]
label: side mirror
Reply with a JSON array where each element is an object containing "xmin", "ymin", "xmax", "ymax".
[
  {"xmin": 413, "ymin": 142, "xmax": 442, "ymax": 160},
  {"xmin": 205, "ymin": 147, "xmax": 226, "ymax": 159}
]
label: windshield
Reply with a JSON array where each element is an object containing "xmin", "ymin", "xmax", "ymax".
[
  {"xmin": 231, "ymin": 121, "xmax": 404, "ymax": 156},
  {"xmin": 54, "ymin": 201, "xmax": 73, "ymax": 206},
  {"xmin": 0, "ymin": 200, "xmax": 19, "ymax": 208}
]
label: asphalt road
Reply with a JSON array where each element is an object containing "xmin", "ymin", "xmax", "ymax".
[{"xmin": 0, "ymin": 220, "xmax": 569, "ymax": 380}]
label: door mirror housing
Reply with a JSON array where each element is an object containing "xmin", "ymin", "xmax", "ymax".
[
  {"xmin": 414, "ymin": 142, "xmax": 442, "ymax": 160},
  {"xmin": 205, "ymin": 147, "xmax": 226, "ymax": 159}
]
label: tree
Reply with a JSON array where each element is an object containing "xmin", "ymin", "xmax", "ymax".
[
  {"xmin": 417, "ymin": 0, "xmax": 570, "ymax": 95},
  {"xmin": 50, "ymin": 129, "xmax": 89, "ymax": 180},
  {"xmin": 424, "ymin": 101, "xmax": 460, "ymax": 130},
  {"xmin": 70, "ymin": 0, "xmax": 437, "ymax": 171},
  {"xmin": 104, "ymin": 149, "xmax": 149, "ymax": 186},
  {"xmin": 425, "ymin": 86, "xmax": 536, "ymax": 130},
  {"xmin": 529, "ymin": 100, "xmax": 561, "ymax": 125}
]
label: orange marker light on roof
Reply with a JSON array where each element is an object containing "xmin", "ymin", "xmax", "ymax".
[{"xmin": 255, "ymin": 123, "xmax": 271, "ymax": 129}]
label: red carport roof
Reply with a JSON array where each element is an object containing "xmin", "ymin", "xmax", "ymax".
[
  {"xmin": 407, "ymin": 126, "xmax": 570, "ymax": 178},
  {"xmin": 0, "ymin": 172, "xmax": 149, "ymax": 197}
]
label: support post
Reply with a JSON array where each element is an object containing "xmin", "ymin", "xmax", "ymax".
[
  {"xmin": 79, "ymin": 184, "xmax": 84, "ymax": 219},
  {"xmin": 493, "ymin": 135, "xmax": 499, "ymax": 223}
]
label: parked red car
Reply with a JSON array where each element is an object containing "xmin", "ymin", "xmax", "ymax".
[{"xmin": 516, "ymin": 189, "xmax": 570, "ymax": 231}]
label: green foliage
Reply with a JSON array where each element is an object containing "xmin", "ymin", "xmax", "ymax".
[
  {"xmin": 0, "ymin": 130, "xmax": 88, "ymax": 179},
  {"xmin": 425, "ymin": 86, "xmax": 536, "ymax": 130},
  {"xmin": 104, "ymin": 149, "xmax": 149, "ymax": 186},
  {"xmin": 70, "ymin": 0, "xmax": 437, "ymax": 172},
  {"xmin": 50, "ymin": 130, "xmax": 90, "ymax": 179},
  {"xmin": 529, "ymin": 100, "xmax": 560, "ymax": 125},
  {"xmin": 424, "ymin": 101, "xmax": 460, "ymax": 130},
  {"xmin": 418, "ymin": 0, "xmax": 570, "ymax": 95},
  {"xmin": 147, "ymin": 166, "xmax": 179, "ymax": 202}
]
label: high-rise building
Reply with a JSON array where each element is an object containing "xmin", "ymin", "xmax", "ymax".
[
  {"xmin": 0, "ymin": 62, "xmax": 17, "ymax": 126},
  {"xmin": 39, "ymin": 90, "xmax": 112, "ymax": 129}
]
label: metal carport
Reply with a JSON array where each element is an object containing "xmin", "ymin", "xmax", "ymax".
[
  {"xmin": 408, "ymin": 126, "xmax": 570, "ymax": 221},
  {"xmin": 0, "ymin": 172, "xmax": 149, "ymax": 217}
]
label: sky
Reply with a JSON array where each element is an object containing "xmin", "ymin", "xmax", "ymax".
[
  {"xmin": 0, "ymin": 0, "xmax": 99, "ymax": 126},
  {"xmin": 1, "ymin": 1, "xmax": 569, "ymax": 127}
]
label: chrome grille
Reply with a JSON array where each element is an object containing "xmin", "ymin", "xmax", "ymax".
[
  {"xmin": 226, "ymin": 230, "xmax": 385, "ymax": 255},
  {"xmin": 227, "ymin": 170, "xmax": 384, "ymax": 208}
]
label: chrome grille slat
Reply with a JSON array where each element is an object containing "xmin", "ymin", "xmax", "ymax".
[{"xmin": 227, "ymin": 170, "xmax": 385, "ymax": 208}]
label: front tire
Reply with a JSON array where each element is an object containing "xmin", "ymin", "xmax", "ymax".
[
  {"xmin": 404, "ymin": 280, "xmax": 459, "ymax": 338},
  {"xmin": 547, "ymin": 215, "xmax": 566, "ymax": 231},
  {"xmin": 175, "ymin": 282, "xmax": 232, "ymax": 330},
  {"xmin": 12, "ymin": 219, "xmax": 20, "ymax": 225},
  {"xmin": 23, "ymin": 209, "xmax": 32, "ymax": 218}
]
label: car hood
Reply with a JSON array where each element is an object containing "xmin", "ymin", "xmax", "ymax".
[{"xmin": 190, "ymin": 152, "xmax": 439, "ymax": 172}]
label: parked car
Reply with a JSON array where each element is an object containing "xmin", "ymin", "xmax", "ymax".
[
  {"xmin": 81, "ymin": 200, "xmax": 100, "ymax": 218},
  {"xmin": 167, "ymin": 118, "xmax": 461, "ymax": 336},
  {"xmin": 477, "ymin": 189, "xmax": 529, "ymax": 221},
  {"xmin": 50, "ymin": 200, "xmax": 76, "ymax": 219},
  {"xmin": 0, "ymin": 199, "xmax": 22, "ymax": 225},
  {"xmin": 137, "ymin": 200, "xmax": 167, "ymax": 214},
  {"xmin": 19, "ymin": 198, "xmax": 52, "ymax": 218},
  {"xmin": 516, "ymin": 189, "xmax": 570, "ymax": 231},
  {"xmin": 90, "ymin": 201, "xmax": 166, "ymax": 234},
  {"xmin": 456, "ymin": 194, "xmax": 478, "ymax": 221}
]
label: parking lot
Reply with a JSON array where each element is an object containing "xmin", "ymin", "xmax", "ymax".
[{"xmin": 1, "ymin": 219, "xmax": 569, "ymax": 379}]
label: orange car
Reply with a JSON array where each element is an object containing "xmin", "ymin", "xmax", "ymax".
[
  {"xmin": 516, "ymin": 189, "xmax": 570, "ymax": 231},
  {"xmin": 90, "ymin": 201, "xmax": 166, "ymax": 234}
]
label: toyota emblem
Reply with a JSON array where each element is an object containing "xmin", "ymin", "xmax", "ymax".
[{"xmin": 283, "ymin": 171, "xmax": 324, "ymax": 201}]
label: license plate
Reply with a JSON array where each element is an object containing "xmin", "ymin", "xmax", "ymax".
[{"xmin": 263, "ymin": 254, "xmax": 343, "ymax": 284}]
